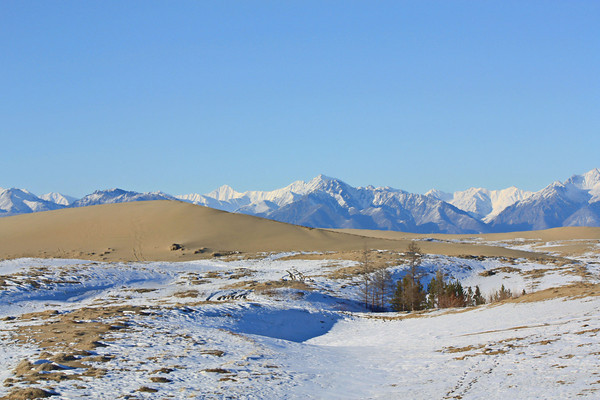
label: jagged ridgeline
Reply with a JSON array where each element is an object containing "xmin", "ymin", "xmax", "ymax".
[{"xmin": 1, "ymin": 168, "xmax": 599, "ymax": 233}]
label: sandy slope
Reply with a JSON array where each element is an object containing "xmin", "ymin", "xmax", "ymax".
[
  {"xmin": 334, "ymin": 226, "xmax": 600, "ymax": 241},
  {"xmin": 334, "ymin": 227, "xmax": 600, "ymax": 256},
  {"xmin": 0, "ymin": 200, "xmax": 542, "ymax": 262}
]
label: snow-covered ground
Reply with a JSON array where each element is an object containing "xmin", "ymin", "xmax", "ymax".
[{"xmin": 1, "ymin": 250, "xmax": 599, "ymax": 399}]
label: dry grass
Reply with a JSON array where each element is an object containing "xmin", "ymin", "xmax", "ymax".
[
  {"xmin": 479, "ymin": 266, "xmax": 521, "ymax": 277},
  {"xmin": 1, "ymin": 387, "xmax": 56, "ymax": 399},
  {"xmin": 510, "ymin": 283, "xmax": 600, "ymax": 303},
  {"xmin": 137, "ymin": 386, "xmax": 158, "ymax": 393},
  {"xmin": 202, "ymin": 368, "xmax": 230, "ymax": 374},
  {"xmin": 3, "ymin": 305, "xmax": 154, "ymax": 390},
  {"xmin": 172, "ymin": 290, "xmax": 201, "ymax": 298},
  {"xmin": 149, "ymin": 376, "xmax": 171, "ymax": 383},
  {"xmin": 248, "ymin": 280, "xmax": 313, "ymax": 292},
  {"xmin": 441, "ymin": 344, "xmax": 485, "ymax": 354},
  {"xmin": 200, "ymin": 350, "xmax": 225, "ymax": 357}
]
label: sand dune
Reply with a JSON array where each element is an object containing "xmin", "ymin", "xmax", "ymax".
[
  {"xmin": 334, "ymin": 227, "xmax": 600, "ymax": 257},
  {"xmin": 334, "ymin": 227, "xmax": 600, "ymax": 242},
  {"xmin": 0, "ymin": 200, "xmax": 551, "ymax": 262}
]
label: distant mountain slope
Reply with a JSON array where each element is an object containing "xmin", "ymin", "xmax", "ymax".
[
  {"xmin": 176, "ymin": 179, "xmax": 310, "ymax": 213},
  {"xmin": 2, "ymin": 168, "xmax": 600, "ymax": 233},
  {"xmin": 40, "ymin": 192, "xmax": 78, "ymax": 206},
  {"xmin": 0, "ymin": 188, "xmax": 65, "ymax": 216},
  {"xmin": 180, "ymin": 175, "xmax": 488, "ymax": 234},
  {"xmin": 72, "ymin": 188, "xmax": 175, "ymax": 207},
  {"xmin": 490, "ymin": 169, "xmax": 600, "ymax": 231},
  {"xmin": 426, "ymin": 186, "xmax": 533, "ymax": 222}
]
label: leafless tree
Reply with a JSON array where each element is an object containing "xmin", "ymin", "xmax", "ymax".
[
  {"xmin": 359, "ymin": 249, "xmax": 373, "ymax": 310},
  {"xmin": 371, "ymin": 267, "xmax": 392, "ymax": 310}
]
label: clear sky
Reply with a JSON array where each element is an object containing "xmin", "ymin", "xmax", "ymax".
[{"xmin": 1, "ymin": 1, "xmax": 599, "ymax": 197}]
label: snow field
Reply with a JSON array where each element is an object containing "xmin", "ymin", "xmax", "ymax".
[{"xmin": 0, "ymin": 250, "xmax": 598, "ymax": 399}]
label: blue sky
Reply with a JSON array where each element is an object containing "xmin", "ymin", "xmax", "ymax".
[{"xmin": 1, "ymin": 1, "xmax": 599, "ymax": 197}]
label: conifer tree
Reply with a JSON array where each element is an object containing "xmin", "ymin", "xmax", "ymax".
[
  {"xmin": 427, "ymin": 269, "xmax": 445, "ymax": 308},
  {"xmin": 473, "ymin": 285, "xmax": 486, "ymax": 305}
]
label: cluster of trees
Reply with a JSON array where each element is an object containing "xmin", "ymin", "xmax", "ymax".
[
  {"xmin": 360, "ymin": 242, "xmax": 500, "ymax": 312},
  {"xmin": 394, "ymin": 268, "xmax": 486, "ymax": 311},
  {"xmin": 488, "ymin": 284, "xmax": 515, "ymax": 303}
]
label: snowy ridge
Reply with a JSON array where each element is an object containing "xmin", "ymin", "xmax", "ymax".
[
  {"xmin": 179, "ymin": 175, "xmax": 486, "ymax": 233},
  {"xmin": 72, "ymin": 188, "xmax": 175, "ymax": 207},
  {"xmin": 426, "ymin": 186, "xmax": 534, "ymax": 222},
  {"xmin": 491, "ymin": 168, "xmax": 600, "ymax": 231},
  {"xmin": 0, "ymin": 188, "xmax": 65, "ymax": 216},
  {"xmin": 40, "ymin": 192, "xmax": 78, "ymax": 206},
  {"xmin": 177, "ymin": 175, "xmax": 330, "ymax": 213}
]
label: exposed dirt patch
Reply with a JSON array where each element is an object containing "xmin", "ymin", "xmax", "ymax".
[
  {"xmin": 521, "ymin": 268, "xmax": 553, "ymax": 279},
  {"xmin": 479, "ymin": 266, "xmax": 521, "ymax": 277},
  {"xmin": 532, "ymin": 339, "xmax": 559, "ymax": 345},
  {"xmin": 1, "ymin": 387, "xmax": 56, "ymax": 399},
  {"xmin": 128, "ymin": 288, "xmax": 157, "ymax": 294},
  {"xmin": 149, "ymin": 376, "xmax": 171, "ymax": 383},
  {"xmin": 137, "ymin": 386, "xmax": 158, "ymax": 393},
  {"xmin": 172, "ymin": 290, "xmax": 200, "ymax": 298},
  {"xmin": 227, "ymin": 279, "xmax": 313, "ymax": 293},
  {"xmin": 151, "ymin": 367, "xmax": 175, "ymax": 374},
  {"xmin": 202, "ymin": 368, "xmax": 230, "ymax": 374},
  {"xmin": 441, "ymin": 344, "xmax": 485, "ymax": 353},
  {"xmin": 4, "ymin": 306, "xmax": 153, "ymax": 391},
  {"xmin": 510, "ymin": 283, "xmax": 600, "ymax": 303},
  {"xmin": 200, "ymin": 350, "xmax": 225, "ymax": 357},
  {"xmin": 574, "ymin": 328, "xmax": 600, "ymax": 335}
]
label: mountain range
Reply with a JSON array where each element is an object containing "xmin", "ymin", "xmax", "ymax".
[{"xmin": 2, "ymin": 168, "xmax": 600, "ymax": 234}]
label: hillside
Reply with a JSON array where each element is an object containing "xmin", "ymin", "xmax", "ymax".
[
  {"xmin": 334, "ymin": 226, "xmax": 600, "ymax": 257},
  {"xmin": 0, "ymin": 200, "xmax": 540, "ymax": 262}
]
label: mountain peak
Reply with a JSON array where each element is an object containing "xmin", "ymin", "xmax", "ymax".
[
  {"xmin": 93, "ymin": 188, "xmax": 129, "ymax": 195},
  {"xmin": 425, "ymin": 188, "xmax": 453, "ymax": 202},
  {"xmin": 0, "ymin": 188, "xmax": 64, "ymax": 215},
  {"xmin": 311, "ymin": 174, "xmax": 336, "ymax": 183},
  {"xmin": 564, "ymin": 168, "xmax": 600, "ymax": 190},
  {"xmin": 304, "ymin": 175, "xmax": 354, "ymax": 194},
  {"xmin": 206, "ymin": 184, "xmax": 241, "ymax": 201},
  {"xmin": 582, "ymin": 168, "xmax": 600, "ymax": 186},
  {"xmin": 40, "ymin": 192, "xmax": 78, "ymax": 206}
]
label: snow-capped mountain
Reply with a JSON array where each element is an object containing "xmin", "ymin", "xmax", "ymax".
[
  {"xmin": 177, "ymin": 179, "xmax": 312, "ymax": 213},
  {"xmin": 0, "ymin": 188, "xmax": 65, "ymax": 216},
  {"xmin": 180, "ymin": 175, "xmax": 488, "ymax": 233},
  {"xmin": 426, "ymin": 186, "xmax": 534, "ymax": 222},
  {"xmin": 40, "ymin": 192, "xmax": 78, "ymax": 206},
  {"xmin": 2, "ymin": 168, "xmax": 600, "ymax": 233},
  {"xmin": 72, "ymin": 189, "xmax": 176, "ymax": 208},
  {"xmin": 490, "ymin": 168, "xmax": 600, "ymax": 231}
]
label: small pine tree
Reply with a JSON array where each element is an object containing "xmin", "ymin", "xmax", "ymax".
[
  {"xmin": 439, "ymin": 280, "xmax": 466, "ymax": 308},
  {"xmin": 473, "ymin": 285, "xmax": 486, "ymax": 305},
  {"xmin": 466, "ymin": 286, "xmax": 474, "ymax": 307},
  {"xmin": 426, "ymin": 269, "xmax": 445, "ymax": 308}
]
